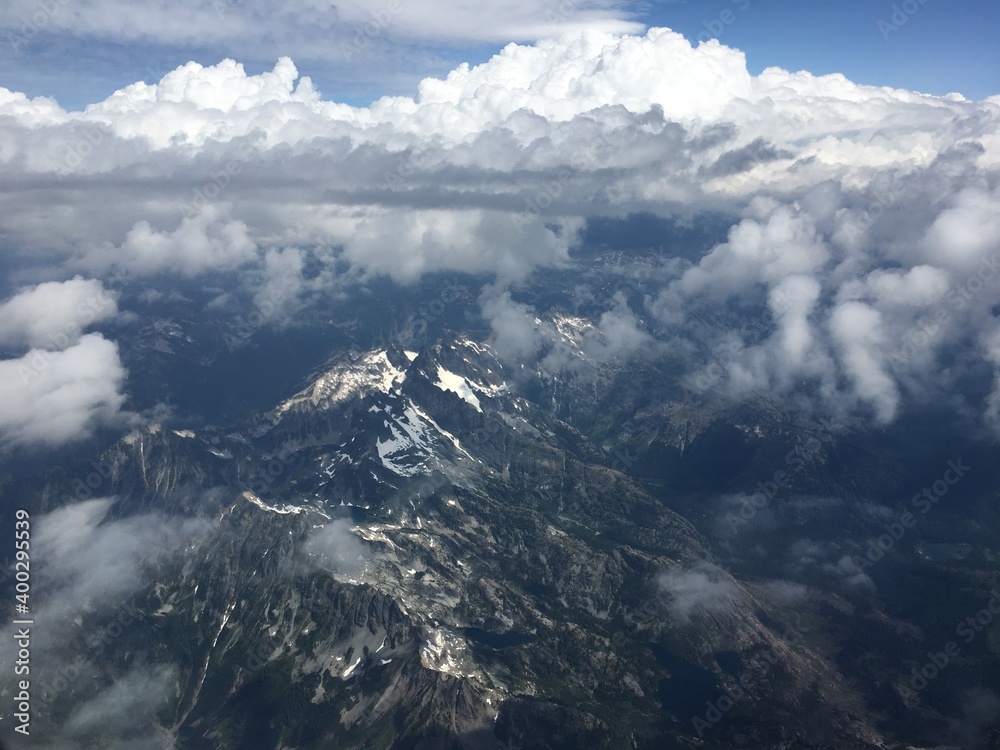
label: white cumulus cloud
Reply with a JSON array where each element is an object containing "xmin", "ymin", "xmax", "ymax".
[
  {"xmin": 0, "ymin": 28, "xmax": 999, "ymax": 431},
  {"xmin": 0, "ymin": 334, "xmax": 127, "ymax": 449}
]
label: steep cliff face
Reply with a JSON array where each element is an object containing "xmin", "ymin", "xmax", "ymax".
[{"xmin": 5, "ymin": 326, "xmax": 999, "ymax": 750}]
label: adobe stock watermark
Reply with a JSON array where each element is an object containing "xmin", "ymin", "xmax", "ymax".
[
  {"xmin": 888, "ymin": 256, "xmax": 1000, "ymax": 368},
  {"xmin": 339, "ymin": 0, "xmax": 401, "ymax": 62},
  {"xmin": 544, "ymin": 0, "xmax": 586, "ymax": 31},
  {"xmin": 180, "ymin": 143, "xmax": 259, "ymax": 219},
  {"xmin": 37, "ymin": 599, "xmax": 145, "ymax": 707},
  {"xmin": 687, "ymin": 283, "xmax": 809, "ymax": 397},
  {"xmin": 850, "ymin": 458, "xmax": 970, "ymax": 570},
  {"xmin": 142, "ymin": 61, "xmax": 172, "ymax": 84},
  {"xmin": 877, "ymin": 0, "xmax": 932, "ymax": 40},
  {"xmin": 897, "ymin": 588, "xmax": 1000, "ymax": 702},
  {"xmin": 692, "ymin": 615, "xmax": 810, "ymax": 736},
  {"xmin": 211, "ymin": 0, "xmax": 242, "ymax": 20},
  {"xmin": 605, "ymin": 435, "xmax": 651, "ymax": 475},
  {"xmin": 609, "ymin": 597, "xmax": 661, "ymax": 650},
  {"xmin": 510, "ymin": 127, "xmax": 621, "ymax": 230},
  {"xmin": 381, "ymin": 149, "xmax": 435, "ymax": 193},
  {"xmin": 842, "ymin": 174, "xmax": 908, "ymax": 240},
  {"xmin": 223, "ymin": 287, "xmax": 293, "ymax": 353},
  {"xmin": 497, "ymin": 727, "xmax": 527, "ymax": 750},
  {"xmin": 150, "ymin": 725, "xmax": 188, "ymax": 750},
  {"xmin": 6, "ymin": 0, "xmax": 71, "ymax": 55},
  {"xmin": 237, "ymin": 635, "xmax": 282, "ymax": 674},
  {"xmin": 51, "ymin": 124, "xmax": 110, "ymax": 178},
  {"xmin": 234, "ymin": 591, "xmax": 340, "ymax": 675},
  {"xmin": 58, "ymin": 455, "xmax": 116, "ymax": 505},
  {"xmin": 722, "ymin": 435, "xmax": 821, "ymax": 534},
  {"xmin": 391, "ymin": 279, "xmax": 469, "ymax": 350},
  {"xmin": 696, "ymin": 0, "xmax": 752, "ymax": 45},
  {"xmin": 242, "ymin": 453, "xmax": 299, "ymax": 497},
  {"xmin": 57, "ymin": 439, "xmax": 299, "ymax": 504}
]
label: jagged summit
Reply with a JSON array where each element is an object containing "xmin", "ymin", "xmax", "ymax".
[{"xmin": 6, "ymin": 325, "xmax": 996, "ymax": 750}]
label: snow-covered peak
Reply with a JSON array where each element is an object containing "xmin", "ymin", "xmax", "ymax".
[{"xmin": 274, "ymin": 349, "xmax": 407, "ymax": 417}]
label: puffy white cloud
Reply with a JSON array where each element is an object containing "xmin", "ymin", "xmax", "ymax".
[
  {"xmin": 480, "ymin": 286, "xmax": 652, "ymax": 375},
  {"xmin": 920, "ymin": 187, "xmax": 1000, "ymax": 271},
  {"xmin": 670, "ymin": 205, "xmax": 830, "ymax": 303},
  {"xmin": 836, "ymin": 265, "xmax": 951, "ymax": 308},
  {"xmin": 0, "ymin": 28, "xmax": 999, "ymax": 430},
  {"xmin": 480, "ymin": 289, "xmax": 545, "ymax": 362},
  {"xmin": 344, "ymin": 208, "xmax": 576, "ymax": 283},
  {"xmin": 250, "ymin": 246, "xmax": 308, "ymax": 326},
  {"xmin": 829, "ymin": 302, "xmax": 899, "ymax": 424},
  {"xmin": 83, "ymin": 57, "xmax": 321, "ymax": 150},
  {"xmin": 769, "ymin": 275, "xmax": 821, "ymax": 372},
  {"xmin": 3, "ymin": 27, "xmax": 986, "ymax": 154},
  {"xmin": 0, "ymin": 334, "xmax": 127, "ymax": 449},
  {"xmin": 585, "ymin": 292, "xmax": 655, "ymax": 359},
  {"xmin": 0, "ymin": 276, "xmax": 117, "ymax": 349},
  {"xmin": 0, "ymin": 278, "xmax": 127, "ymax": 451},
  {"xmin": 80, "ymin": 205, "xmax": 257, "ymax": 277}
]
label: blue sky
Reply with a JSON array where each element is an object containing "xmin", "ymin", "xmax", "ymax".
[
  {"xmin": 0, "ymin": 0, "xmax": 997, "ymax": 110},
  {"xmin": 645, "ymin": 0, "xmax": 1000, "ymax": 99}
]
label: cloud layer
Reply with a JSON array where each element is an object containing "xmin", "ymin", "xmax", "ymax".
[{"xmin": 1, "ymin": 27, "xmax": 999, "ymax": 439}]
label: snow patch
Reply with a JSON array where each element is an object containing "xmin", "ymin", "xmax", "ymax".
[
  {"xmin": 434, "ymin": 366, "xmax": 482, "ymax": 412},
  {"xmin": 375, "ymin": 403, "xmax": 435, "ymax": 476},
  {"xmin": 240, "ymin": 490, "xmax": 307, "ymax": 515},
  {"xmin": 342, "ymin": 656, "xmax": 362, "ymax": 678},
  {"xmin": 373, "ymin": 399, "xmax": 473, "ymax": 476}
]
